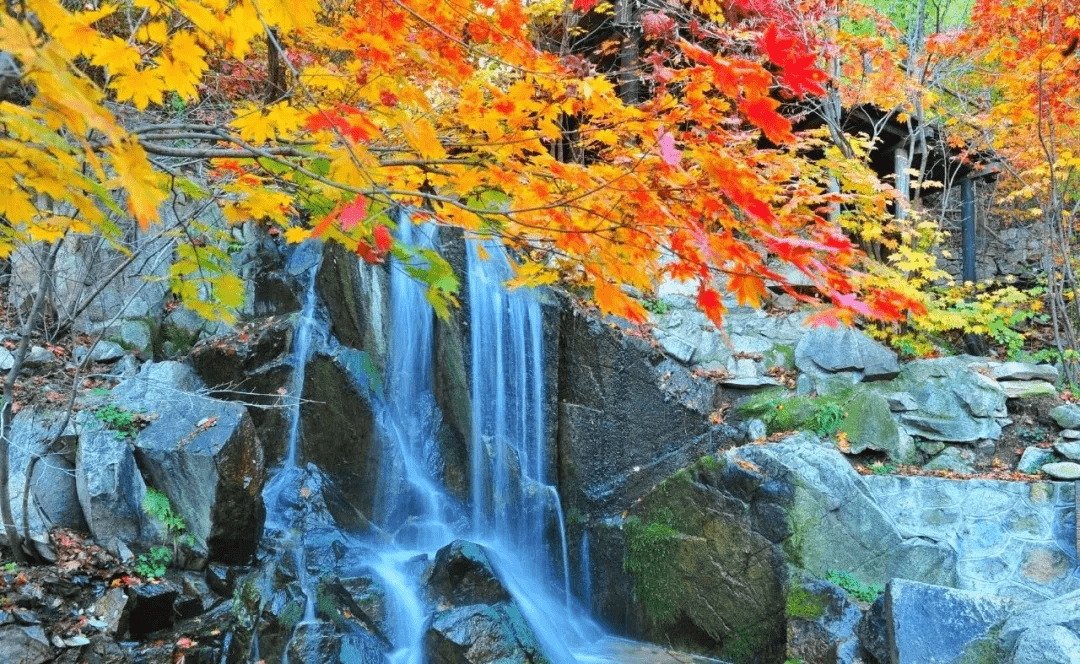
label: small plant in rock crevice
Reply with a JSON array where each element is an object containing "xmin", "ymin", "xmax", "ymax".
[
  {"xmin": 94, "ymin": 404, "xmax": 138, "ymax": 439},
  {"xmin": 137, "ymin": 488, "xmax": 192, "ymax": 578},
  {"xmin": 825, "ymin": 569, "xmax": 884, "ymax": 603},
  {"xmin": 810, "ymin": 402, "xmax": 846, "ymax": 437},
  {"xmin": 134, "ymin": 546, "xmax": 172, "ymax": 579}
]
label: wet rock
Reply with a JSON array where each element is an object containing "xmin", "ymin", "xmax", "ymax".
[
  {"xmin": 427, "ymin": 540, "xmax": 512, "ymax": 608},
  {"xmin": 425, "ymin": 603, "xmax": 553, "ymax": 664},
  {"xmin": 1040, "ymin": 461, "xmax": 1080, "ymax": 480},
  {"xmin": 205, "ymin": 564, "xmax": 238, "ymax": 597},
  {"xmin": 557, "ymin": 312, "xmax": 726, "ymax": 517},
  {"xmin": 886, "ymin": 579, "xmax": 1022, "ymax": 664}
]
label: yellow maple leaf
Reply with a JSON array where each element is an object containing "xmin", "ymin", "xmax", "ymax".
[
  {"xmin": 89, "ymin": 35, "xmax": 142, "ymax": 72},
  {"xmin": 231, "ymin": 103, "xmax": 277, "ymax": 144},
  {"xmin": 111, "ymin": 67, "xmax": 168, "ymax": 110},
  {"xmin": 283, "ymin": 227, "xmax": 312, "ymax": 243},
  {"xmin": 107, "ymin": 140, "xmax": 165, "ymax": 226}
]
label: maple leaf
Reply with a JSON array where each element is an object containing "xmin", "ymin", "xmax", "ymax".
[
  {"xmin": 339, "ymin": 197, "xmax": 368, "ymax": 232},
  {"xmin": 373, "ymin": 224, "xmax": 392, "ymax": 252},
  {"xmin": 657, "ymin": 131, "xmax": 682, "ymax": 168},
  {"xmin": 111, "ymin": 67, "xmax": 167, "ymax": 110},
  {"xmin": 697, "ymin": 286, "xmax": 726, "ymax": 327},
  {"xmin": 740, "ymin": 96, "xmax": 793, "ymax": 144},
  {"xmin": 572, "ymin": 0, "xmax": 598, "ymax": 12},
  {"xmin": 284, "ymin": 227, "xmax": 311, "ymax": 243}
]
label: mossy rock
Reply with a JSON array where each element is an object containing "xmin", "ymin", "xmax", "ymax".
[{"xmin": 624, "ymin": 456, "xmax": 784, "ymax": 663}]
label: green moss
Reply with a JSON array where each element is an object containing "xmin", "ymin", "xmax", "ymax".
[
  {"xmin": 737, "ymin": 387, "xmax": 857, "ymax": 437},
  {"xmin": 786, "ymin": 586, "xmax": 826, "ymax": 620},
  {"xmin": 769, "ymin": 344, "xmax": 796, "ymax": 369},
  {"xmin": 721, "ymin": 624, "xmax": 768, "ymax": 664},
  {"xmin": 953, "ymin": 626, "xmax": 1003, "ymax": 664},
  {"xmin": 624, "ymin": 514, "xmax": 684, "ymax": 623}
]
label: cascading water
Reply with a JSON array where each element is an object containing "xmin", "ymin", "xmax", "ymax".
[{"xmin": 256, "ymin": 213, "xmax": 609, "ymax": 663}]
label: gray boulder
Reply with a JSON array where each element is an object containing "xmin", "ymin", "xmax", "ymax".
[
  {"xmin": 886, "ymin": 578, "xmax": 1024, "ymax": 664},
  {"xmin": 795, "ymin": 326, "xmax": 899, "ymax": 384},
  {"xmin": 732, "ymin": 440, "xmax": 957, "ymax": 587},
  {"xmin": 1051, "ymin": 405, "xmax": 1080, "ymax": 429},
  {"xmin": 1017, "ymin": 446, "xmax": 1057, "ymax": 474},
  {"xmin": 1041, "ymin": 462, "xmax": 1080, "ymax": 480},
  {"xmin": 75, "ymin": 411, "xmax": 147, "ymax": 557},
  {"xmin": 1054, "ymin": 441, "xmax": 1080, "ymax": 460},
  {"xmin": 2, "ymin": 411, "xmax": 85, "ymax": 560},
  {"xmin": 922, "ymin": 446, "xmax": 976, "ymax": 474},
  {"xmin": 1001, "ymin": 380, "xmax": 1057, "ymax": 399},
  {"xmin": 992, "ymin": 362, "xmax": 1059, "ymax": 383},
  {"xmin": 113, "ymin": 361, "xmax": 266, "ymax": 564},
  {"xmin": 999, "ymin": 588, "xmax": 1080, "ymax": 658},
  {"xmin": 1011, "ymin": 626, "xmax": 1080, "ymax": 664},
  {"xmin": 892, "ymin": 357, "xmax": 1009, "ymax": 442},
  {"xmin": 0, "ymin": 624, "xmax": 52, "ymax": 664}
]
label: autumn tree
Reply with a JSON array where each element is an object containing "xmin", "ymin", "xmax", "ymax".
[{"xmin": 0, "ymin": 0, "xmax": 931, "ymax": 558}]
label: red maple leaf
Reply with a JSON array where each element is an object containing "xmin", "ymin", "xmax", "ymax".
[
  {"xmin": 373, "ymin": 224, "xmax": 392, "ymax": 251},
  {"xmin": 740, "ymin": 96, "xmax": 793, "ymax": 143},
  {"xmin": 339, "ymin": 196, "xmax": 367, "ymax": 232},
  {"xmin": 572, "ymin": 0, "xmax": 598, "ymax": 12}
]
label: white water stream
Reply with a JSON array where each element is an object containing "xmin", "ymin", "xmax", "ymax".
[{"xmin": 258, "ymin": 216, "xmax": 613, "ymax": 663}]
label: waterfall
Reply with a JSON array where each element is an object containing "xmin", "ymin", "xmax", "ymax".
[{"xmin": 258, "ymin": 216, "xmax": 606, "ymax": 663}]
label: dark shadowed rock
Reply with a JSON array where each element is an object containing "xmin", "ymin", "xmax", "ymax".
[
  {"xmin": 427, "ymin": 540, "xmax": 512, "ymax": 608},
  {"xmin": 0, "ymin": 624, "xmax": 52, "ymax": 664},
  {"xmin": 856, "ymin": 594, "xmax": 888, "ymax": 664},
  {"xmin": 127, "ymin": 581, "xmax": 180, "ymax": 637},
  {"xmin": 786, "ymin": 579, "xmax": 864, "ymax": 664},
  {"xmin": 557, "ymin": 312, "xmax": 729, "ymax": 517},
  {"xmin": 111, "ymin": 361, "xmax": 266, "ymax": 564}
]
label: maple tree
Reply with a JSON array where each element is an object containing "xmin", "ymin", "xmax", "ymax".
[{"xmin": 0, "ymin": 0, "xmax": 941, "ymax": 559}]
